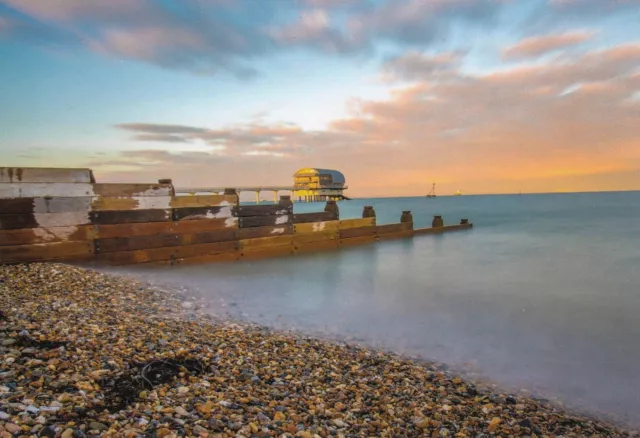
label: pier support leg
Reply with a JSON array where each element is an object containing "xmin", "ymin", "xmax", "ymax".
[
  {"xmin": 255, "ymin": 191, "xmax": 260, "ymax": 205},
  {"xmin": 273, "ymin": 190, "xmax": 278, "ymax": 204}
]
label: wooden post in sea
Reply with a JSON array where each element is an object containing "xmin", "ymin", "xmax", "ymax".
[
  {"xmin": 325, "ymin": 200, "xmax": 339, "ymax": 219},
  {"xmin": 279, "ymin": 195, "xmax": 293, "ymax": 208},
  {"xmin": 158, "ymin": 179, "xmax": 174, "ymax": 196},
  {"xmin": 432, "ymin": 215, "xmax": 444, "ymax": 227},
  {"xmin": 401, "ymin": 210, "xmax": 413, "ymax": 224},
  {"xmin": 362, "ymin": 206, "xmax": 376, "ymax": 218}
]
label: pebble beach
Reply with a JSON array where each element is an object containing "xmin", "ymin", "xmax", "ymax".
[{"xmin": 0, "ymin": 263, "xmax": 636, "ymax": 438}]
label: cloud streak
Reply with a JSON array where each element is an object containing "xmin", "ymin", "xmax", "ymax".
[
  {"xmin": 502, "ymin": 30, "xmax": 596, "ymax": 60},
  {"xmin": 115, "ymin": 121, "xmax": 374, "ymax": 159}
]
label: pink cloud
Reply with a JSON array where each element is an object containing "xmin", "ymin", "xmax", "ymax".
[
  {"xmin": 381, "ymin": 51, "xmax": 464, "ymax": 82},
  {"xmin": 111, "ymin": 38, "xmax": 640, "ymax": 192},
  {"xmin": 502, "ymin": 30, "xmax": 596, "ymax": 60},
  {"xmin": 1, "ymin": 0, "xmax": 152, "ymax": 22},
  {"xmin": 90, "ymin": 26, "xmax": 205, "ymax": 62}
]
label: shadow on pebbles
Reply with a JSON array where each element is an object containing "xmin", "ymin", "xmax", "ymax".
[{"xmin": 0, "ymin": 263, "xmax": 637, "ymax": 438}]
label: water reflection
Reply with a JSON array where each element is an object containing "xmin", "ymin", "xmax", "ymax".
[{"xmin": 117, "ymin": 192, "xmax": 640, "ymax": 428}]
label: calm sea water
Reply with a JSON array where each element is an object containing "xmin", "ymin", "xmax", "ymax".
[{"xmin": 118, "ymin": 192, "xmax": 640, "ymax": 427}]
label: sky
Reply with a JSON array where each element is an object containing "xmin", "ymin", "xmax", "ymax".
[{"xmin": 0, "ymin": 0, "xmax": 639, "ymax": 198}]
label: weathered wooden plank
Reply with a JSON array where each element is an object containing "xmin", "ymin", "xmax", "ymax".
[
  {"xmin": 91, "ymin": 196, "xmax": 171, "ymax": 211},
  {"xmin": 97, "ymin": 228, "xmax": 238, "ymax": 252},
  {"xmin": 172, "ymin": 206, "xmax": 236, "ymax": 221},
  {"xmin": 237, "ymin": 225, "xmax": 293, "ymax": 240},
  {"xmin": 239, "ymin": 214, "xmax": 292, "ymax": 228},
  {"xmin": 0, "ymin": 196, "xmax": 176, "ymax": 214},
  {"xmin": 0, "ymin": 198, "xmax": 36, "ymax": 214},
  {"xmin": 0, "ymin": 241, "xmax": 94, "ymax": 263},
  {"xmin": 413, "ymin": 223, "xmax": 473, "ymax": 235},
  {"xmin": 95, "ymin": 241, "xmax": 238, "ymax": 266},
  {"xmin": 0, "ymin": 167, "xmax": 94, "ymax": 184},
  {"xmin": 96, "ymin": 234, "xmax": 181, "ymax": 253},
  {"xmin": 153, "ymin": 251, "xmax": 240, "ymax": 267},
  {"xmin": 376, "ymin": 223, "xmax": 413, "ymax": 234},
  {"xmin": 293, "ymin": 230, "xmax": 338, "ymax": 245},
  {"xmin": 239, "ymin": 246, "xmax": 293, "ymax": 261},
  {"xmin": 339, "ymin": 236, "xmax": 377, "ymax": 246},
  {"xmin": 0, "ymin": 225, "xmax": 96, "ymax": 246},
  {"xmin": 339, "ymin": 226, "xmax": 378, "ymax": 239},
  {"xmin": 92, "ymin": 183, "xmax": 173, "ymax": 198},
  {"xmin": 237, "ymin": 204, "xmax": 292, "ymax": 217},
  {"xmin": 96, "ymin": 229, "xmax": 236, "ymax": 253},
  {"xmin": 338, "ymin": 218, "xmax": 376, "ymax": 229},
  {"xmin": 293, "ymin": 220, "xmax": 339, "ymax": 234},
  {"xmin": 376, "ymin": 230, "xmax": 414, "ymax": 241},
  {"xmin": 189, "ymin": 229, "xmax": 239, "ymax": 245},
  {"xmin": 170, "ymin": 195, "xmax": 237, "ymax": 208},
  {"xmin": 90, "ymin": 209, "xmax": 171, "ymax": 225},
  {"xmin": 293, "ymin": 211, "xmax": 338, "ymax": 224},
  {"xmin": 35, "ymin": 197, "xmax": 91, "ymax": 214},
  {"xmin": 294, "ymin": 239, "xmax": 340, "ymax": 254},
  {"xmin": 95, "ymin": 218, "xmax": 237, "ymax": 239},
  {"xmin": 238, "ymin": 235, "xmax": 293, "ymax": 250},
  {"xmin": 0, "ymin": 183, "xmax": 95, "ymax": 198},
  {"xmin": 0, "ymin": 212, "xmax": 90, "ymax": 230}
]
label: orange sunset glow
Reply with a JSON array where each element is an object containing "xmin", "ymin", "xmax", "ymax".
[{"xmin": 1, "ymin": 0, "xmax": 638, "ymax": 197}]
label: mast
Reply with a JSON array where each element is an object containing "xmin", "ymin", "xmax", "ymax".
[{"xmin": 427, "ymin": 182, "xmax": 436, "ymax": 198}]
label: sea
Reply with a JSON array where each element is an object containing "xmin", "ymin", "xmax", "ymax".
[{"xmin": 117, "ymin": 191, "xmax": 640, "ymax": 428}]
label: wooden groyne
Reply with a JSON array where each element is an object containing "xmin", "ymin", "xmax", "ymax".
[{"xmin": 0, "ymin": 167, "xmax": 473, "ymax": 266}]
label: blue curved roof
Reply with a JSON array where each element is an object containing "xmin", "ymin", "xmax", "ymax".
[{"xmin": 295, "ymin": 168, "xmax": 345, "ymax": 183}]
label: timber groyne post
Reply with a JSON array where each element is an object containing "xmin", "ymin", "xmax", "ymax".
[
  {"xmin": 401, "ymin": 210, "xmax": 413, "ymax": 224},
  {"xmin": 363, "ymin": 206, "xmax": 376, "ymax": 218},
  {"xmin": 325, "ymin": 200, "xmax": 339, "ymax": 219},
  {"xmin": 278, "ymin": 195, "xmax": 293, "ymax": 207}
]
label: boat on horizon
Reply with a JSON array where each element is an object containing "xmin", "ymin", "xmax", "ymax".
[
  {"xmin": 426, "ymin": 182, "xmax": 436, "ymax": 198},
  {"xmin": 454, "ymin": 190, "xmax": 462, "ymax": 196}
]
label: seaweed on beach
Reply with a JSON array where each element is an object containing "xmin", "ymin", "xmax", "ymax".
[
  {"xmin": 99, "ymin": 357, "xmax": 207, "ymax": 412},
  {"xmin": 17, "ymin": 335, "xmax": 68, "ymax": 350}
]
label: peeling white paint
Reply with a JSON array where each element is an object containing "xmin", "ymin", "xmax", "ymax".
[
  {"xmin": 270, "ymin": 227, "xmax": 286, "ymax": 234},
  {"xmin": 204, "ymin": 206, "xmax": 234, "ymax": 219},
  {"xmin": 32, "ymin": 197, "xmax": 92, "ymax": 214},
  {"xmin": 0, "ymin": 168, "xmax": 93, "ymax": 183},
  {"xmin": 275, "ymin": 215, "xmax": 289, "ymax": 225},
  {"xmin": 219, "ymin": 200, "xmax": 231, "ymax": 206},
  {"xmin": 135, "ymin": 187, "xmax": 172, "ymax": 197},
  {"xmin": 312, "ymin": 222, "xmax": 326, "ymax": 232},
  {"xmin": 0, "ymin": 183, "xmax": 95, "ymax": 198},
  {"xmin": 34, "ymin": 212, "xmax": 90, "ymax": 228},
  {"xmin": 132, "ymin": 196, "xmax": 171, "ymax": 210},
  {"xmin": 225, "ymin": 217, "xmax": 238, "ymax": 227},
  {"xmin": 33, "ymin": 226, "xmax": 79, "ymax": 242}
]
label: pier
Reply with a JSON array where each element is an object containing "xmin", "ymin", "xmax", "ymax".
[
  {"xmin": 175, "ymin": 186, "xmax": 296, "ymax": 204},
  {"xmin": 176, "ymin": 168, "xmax": 350, "ymax": 203}
]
